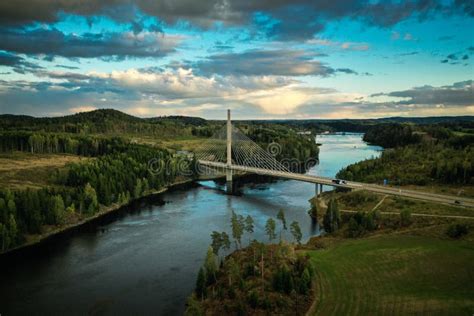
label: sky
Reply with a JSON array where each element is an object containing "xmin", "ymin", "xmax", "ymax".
[{"xmin": 0, "ymin": 0, "xmax": 473, "ymax": 119}]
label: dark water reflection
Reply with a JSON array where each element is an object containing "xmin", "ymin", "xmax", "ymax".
[{"xmin": 0, "ymin": 133, "xmax": 381, "ymax": 315}]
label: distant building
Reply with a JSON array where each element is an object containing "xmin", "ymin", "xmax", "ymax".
[{"xmin": 297, "ymin": 131, "xmax": 312, "ymax": 135}]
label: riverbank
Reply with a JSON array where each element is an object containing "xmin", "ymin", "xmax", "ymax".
[{"xmin": 0, "ymin": 178, "xmax": 195, "ymax": 259}]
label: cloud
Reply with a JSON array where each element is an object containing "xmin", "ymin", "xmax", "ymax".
[
  {"xmin": 0, "ymin": 51, "xmax": 43, "ymax": 73},
  {"xmin": 0, "ymin": 1, "xmax": 470, "ymax": 41},
  {"xmin": 340, "ymin": 42, "xmax": 370, "ymax": 51},
  {"xmin": 0, "ymin": 27, "xmax": 182, "ymax": 59},
  {"xmin": 397, "ymin": 51, "xmax": 419, "ymax": 56},
  {"xmin": 55, "ymin": 64, "xmax": 80, "ymax": 70},
  {"xmin": 194, "ymin": 49, "xmax": 356, "ymax": 77},
  {"xmin": 370, "ymin": 80, "xmax": 474, "ymax": 106},
  {"xmin": 440, "ymin": 47, "xmax": 472, "ymax": 65}
]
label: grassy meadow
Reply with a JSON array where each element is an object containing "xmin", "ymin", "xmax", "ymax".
[
  {"xmin": 307, "ymin": 234, "xmax": 474, "ymax": 315},
  {"xmin": 0, "ymin": 152, "xmax": 88, "ymax": 189}
]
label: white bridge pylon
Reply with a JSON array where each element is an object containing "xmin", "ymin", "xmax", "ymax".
[{"xmin": 193, "ymin": 109, "xmax": 291, "ymax": 183}]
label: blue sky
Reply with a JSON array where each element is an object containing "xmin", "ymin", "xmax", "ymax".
[{"xmin": 0, "ymin": 0, "xmax": 472, "ymax": 119}]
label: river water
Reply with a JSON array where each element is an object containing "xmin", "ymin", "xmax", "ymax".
[{"xmin": 0, "ymin": 133, "xmax": 381, "ymax": 315}]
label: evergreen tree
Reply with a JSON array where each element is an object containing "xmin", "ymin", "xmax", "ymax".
[
  {"xmin": 244, "ymin": 215, "xmax": 254, "ymax": 244},
  {"xmin": 231, "ymin": 211, "xmax": 244, "ymax": 249},
  {"xmin": 290, "ymin": 221, "xmax": 302, "ymax": 244},
  {"xmin": 210, "ymin": 231, "xmax": 222, "ymax": 255},
  {"xmin": 51, "ymin": 195, "xmax": 66, "ymax": 224},
  {"xmin": 265, "ymin": 218, "xmax": 276, "ymax": 242},
  {"xmin": 323, "ymin": 198, "xmax": 340, "ymax": 234},
  {"xmin": 83, "ymin": 183, "xmax": 99, "ymax": 214},
  {"xmin": 204, "ymin": 246, "xmax": 218, "ymax": 285},
  {"xmin": 299, "ymin": 268, "xmax": 311, "ymax": 294},
  {"xmin": 195, "ymin": 267, "xmax": 207, "ymax": 300},
  {"xmin": 221, "ymin": 232, "xmax": 231, "ymax": 252},
  {"xmin": 277, "ymin": 209, "xmax": 287, "ymax": 241}
]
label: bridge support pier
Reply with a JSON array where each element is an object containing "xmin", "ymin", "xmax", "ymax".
[
  {"xmin": 315, "ymin": 183, "xmax": 324, "ymax": 196},
  {"xmin": 226, "ymin": 169, "xmax": 233, "ymax": 193}
]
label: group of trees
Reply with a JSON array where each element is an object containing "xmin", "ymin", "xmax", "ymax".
[
  {"xmin": 264, "ymin": 210, "xmax": 302, "ymax": 244},
  {"xmin": 0, "ymin": 131, "xmax": 127, "ymax": 156},
  {"xmin": 243, "ymin": 125, "xmax": 320, "ymax": 172},
  {"xmin": 0, "ymin": 186, "xmax": 88, "ymax": 251},
  {"xmin": 189, "ymin": 210, "xmax": 312, "ymax": 315},
  {"xmin": 346, "ymin": 211, "xmax": 380, "ymax": 238},
  {"xmin": 363, "ymin": 124, "xmax": 421, "ymax": 148},
  {"xmin": 61, "ymin": 145, "xmax": 189, "ymax": 207},
  {"xmin": 321, "ymin": 196, "xmax": 414, "ymax": 238},
  {"xmin": 338, "ymin": 143, "xmax": 473, "ymax": 185}
]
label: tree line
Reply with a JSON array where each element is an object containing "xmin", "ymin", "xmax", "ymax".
[{"xmin": 0, "ymin": 131, "xmax": 127, "ymax": 156}]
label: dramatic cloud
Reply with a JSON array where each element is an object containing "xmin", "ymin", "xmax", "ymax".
[
  {"xmin": 194, "ymin": 49, "xmax": 359, "ymax": 77},
  {"xmin": 0, "ymin": 51, "xmax": 43, "ymax": 73},
  {"xmin": 371, "ymin": 80, "xmax": 474, "ymax": 106},
  {"xmin": 0, "ymin": 27, "xmax": 181, "ymax": 59},
  {"xmin": 0, "ymin": 0, "xmax": 470, "ymax": 41}
]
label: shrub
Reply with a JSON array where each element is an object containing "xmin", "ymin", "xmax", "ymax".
[
  {"xmin": 247, "ymin": 290, "xmax": 259, "ymax": 309},
  {"xmin": 446, "ymin": 224, "xmax": 469, "ymax": 239},
  {"xmin": 399, "ymin": 209, "xmax": 412, "ymax": 227}
]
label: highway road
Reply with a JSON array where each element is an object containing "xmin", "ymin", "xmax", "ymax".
[{"xmin": 198, "ymin": 160, "xmax": 474, "ymax": 208}]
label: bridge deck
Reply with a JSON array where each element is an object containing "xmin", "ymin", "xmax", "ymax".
[{"xmin": 198, "ymin": 160, "xmax": 474, "ymax": 208}]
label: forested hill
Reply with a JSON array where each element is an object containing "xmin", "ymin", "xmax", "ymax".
[
  {"xmin": 337, "ymin": 122, "xmax": 474, "ymax": 186},
  {"xmin": 0, "ymin": 109, "xmax": 210, "ymax": 135}
]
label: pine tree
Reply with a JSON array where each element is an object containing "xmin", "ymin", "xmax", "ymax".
[
  {"xmin": 244, "ymin": 215, "xmax": 254, "ymax": 244},
  {"xmin": 265, "ymin": 218, "xmax": 276, "ymax": 242},
  {"xmin": 231, "ymin": 211, "xmax": 244, "ymax": 249},
  {"xmin": 83, "ymin": 183, "xmax": 99, "ymax": 214},
  {"xmin": 210, "ymin": 231, "xmax": 223, "ymax": 255},
  {"xmin": 195, "ymin": 267, "xmax": 207, "ymax": 300},
  {"xmin": 277, "ymin": 209, "xmax": 287, "ymax": 241},
  {"xmin": 204, "ymin": 246, "xmax": 218, "ymax": 285},
  {"xmin": 290, "ymin": 221, "xmax": 302, "ymax": 244}
]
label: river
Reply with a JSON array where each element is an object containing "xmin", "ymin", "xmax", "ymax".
[{"xmin": 0, "ymin": 133, "xmax": 381, "ymax": 315}]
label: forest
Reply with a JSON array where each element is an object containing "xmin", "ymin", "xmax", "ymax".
[
  {"xmin": 338, "ymin": 123, "xmax": 474, "ymax": 185},
  {"xmin": 0, "ymin": 141, "xmax": 191, "ymax": 252}
]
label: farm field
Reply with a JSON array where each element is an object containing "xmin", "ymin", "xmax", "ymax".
[
  {"xmin": 0, "ymin": 152, "xmax": 87, "ymax": 189},
  {"xmin": 307, "ymin": 234, "xmax": 474, "ymax": 315}
]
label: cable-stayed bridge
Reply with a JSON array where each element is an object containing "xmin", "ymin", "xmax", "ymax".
[{"xmin": 194, "ymin": 110, "xmax": 474, "ymax": 208}]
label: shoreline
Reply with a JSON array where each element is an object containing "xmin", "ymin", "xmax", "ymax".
[{"xmin": 0, "ymin": 178, "xmax": 195, "ymax": 259}]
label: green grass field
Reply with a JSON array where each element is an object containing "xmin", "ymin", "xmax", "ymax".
[
  {"xmin": 307, "ymin": 235, "xmax": 474, "ymax": 315},
  {"xmin": 0, "ymin": 152, "xmax": 88, "ymax": 189}
]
